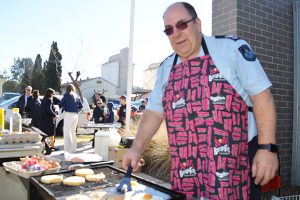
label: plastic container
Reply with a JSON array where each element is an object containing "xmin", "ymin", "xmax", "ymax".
[
  {"xmin": 94, "ymin": 130, "xmax": 110, "ymax": 161},
  {"xmin": 10, "ymin": 108, "xmax": 22, "ymax": 134},
  {"xmin": 0, "ymin": 108, "xmax": 4, "ymax": 136}
]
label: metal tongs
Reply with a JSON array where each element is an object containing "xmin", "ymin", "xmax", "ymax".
[{"xmin": 116, "ymin": 165, "xmax": 133, "ymax": 193}]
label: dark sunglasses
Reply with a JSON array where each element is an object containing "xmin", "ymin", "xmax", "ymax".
[{"xmin": 163, "ymin": 17, "xmax": 196, "ymax": 36}]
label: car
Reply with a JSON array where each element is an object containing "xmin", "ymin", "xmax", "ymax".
[
  {"xmin": 53, "ymin": 95, "xmax": 91, "ymax": 136},
  {"xmin": 0, "ymin": 95, "xmax": 91, "ymax": 136},
  {"xmin": 107, "ymin": 98, "xmax": 120, "ymax": 109},
  {"xmin": 0, "ymin": 92, "xmax": 21, "ymax": 103}
]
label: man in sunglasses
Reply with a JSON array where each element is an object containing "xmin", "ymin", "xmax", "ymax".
[{"xmin": 123, "ymin": 2, "xmax": 278, "ymax": 199}]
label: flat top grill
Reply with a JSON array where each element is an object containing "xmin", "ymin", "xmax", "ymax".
[{"xmin": 30, "ymin": 164, "xmax": 185, "ymax": 200}]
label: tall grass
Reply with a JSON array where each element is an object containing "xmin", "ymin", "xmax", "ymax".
[
  {"xmin": 141, "ymin": 122, "xmax": 171, "ymax": 182},
  {"xmin": 120, "ymin": 120, "xmax": 171, "ymax": 182}
]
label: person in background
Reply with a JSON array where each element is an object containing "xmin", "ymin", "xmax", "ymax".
[
  {"xmin": 26, "ymin": 90, "xmax": 41, "ymax": 128},
  {"xmin": 138, "ymin": 100, "xmax": 147, "ymax": 112},
  {"xmin": 104, "ymin": 102, "xmax": 114, "ymax": 123},
  {"xmin": 92, "ymin": 92, "xmax": 107, "ymax": 109},
  {"xmin": 117, "ymin": 95, "xmax": 127, "ymax": 125},
  {"xmin": 92, "ymin": 99, "xmax": 105, "ymax": 124},
  {"xmin": 60, "ymin": 84, "xmax": 83, "ymax": 153},
  {"xmin": 122, "ymin": 2, "xmax": 278, "ymax": 200},
  {"xmin": 17, "ymin": 85, "xmax": 33, "ymax": 118},
  {"xmin": 40, "ymin": 88, "xmax": 58, "ymax": 150},
  {"xmin": 91, "ymin": 99, "xmax": 105, "ymax": 147},
  {"xmin": 52, "ymin": 95, "xmax": 61, "ymax": 107}
]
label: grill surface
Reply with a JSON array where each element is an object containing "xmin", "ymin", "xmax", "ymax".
[{"xmin": 30, "ymin": 164, "xmax": 185, "ymax": 200}]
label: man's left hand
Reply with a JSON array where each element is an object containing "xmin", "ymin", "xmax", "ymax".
[{"xmin": 252, "ymin": 149, "xmax": 279, "ymax": 185}]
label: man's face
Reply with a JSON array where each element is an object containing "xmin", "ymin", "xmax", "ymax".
[
  {"xmin": 25, "ymin": 88, "xmax": 32, "ymax": 95},
  {"xmin": 96, "ymin": 100, "xmax": 103, "ymax": 108},
  {"xmin": 163, "ymin": 3, "xmax": 202, "ymax": 60},
  {"xmin": 120, "ymin": 98, "xmax": 126, "ymax": 105}
]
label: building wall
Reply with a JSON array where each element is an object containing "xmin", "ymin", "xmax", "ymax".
[
  {"xmin": 101, "ymin": 47, "xmax": 129, "ymax": 96},
  {"xmin": 101, "ymin": 62, "xmax": 120, "ymax": 86},
  {"xmin": 212, "ymin": 0, "xmax": 294, "ymax": 184},
  {"xmin": 118, "ymin": 47, "xmax": 129, "ymax": 95},
  {"xmin": 0, "ymin": 76, "xmax": 5, "ymax": 96},
  {"xmin": 62, "ymin": 77, "xmax": 118, "ymax": 105},
  {"xmin": 143, "ymin": 63, "xmax": 160, "ymax": 90}
]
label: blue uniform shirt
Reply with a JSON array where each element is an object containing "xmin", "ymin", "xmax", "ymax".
[
  {"xmin": 147, "ymin": 35, "xmax": 272, "ymax": 141},
  {"xmin": 60, "ymin": 93, "xmax": 83, "ymax": 113}
]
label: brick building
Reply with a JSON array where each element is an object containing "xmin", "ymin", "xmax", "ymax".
[{"xmin": 212, "ymin": 0, "xmax": 299, "ymax": 185}]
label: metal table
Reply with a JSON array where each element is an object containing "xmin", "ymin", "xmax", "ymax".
[{"xmin": 80, "ymin": 122, "xmax": 121, "ymax": 130}]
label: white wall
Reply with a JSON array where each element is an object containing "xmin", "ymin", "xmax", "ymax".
[
  {"xmin": 143, "ymin": 63, "xmax": 160, "ymax": 90},
  {"xmin": 101, "ymin": 62, "xmax": 119, "ymax": 87},
  {"xmin": 0, "ymin": 77, "xmax": 6, "ymax": 96}
]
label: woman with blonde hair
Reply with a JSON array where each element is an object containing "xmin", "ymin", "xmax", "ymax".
[{"xmin": 60, "ymin": 84, "xmax": 83, "ymax": 153}]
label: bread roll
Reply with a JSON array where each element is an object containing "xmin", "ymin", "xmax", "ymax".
[
  {"xmin": 41, "ymin": 175, "xmax": 64, "ymax": 184},
  {"xmin": 63, "ymin": 176, "xmax": 85, "ymax": 186},
  {"xmin": 85, "ymin": 173, "xmax": 105, "ymax": 182},
  {"xmin": 106, "ymin": 194, "xmax": 125, "ymax": 200},
  {"xmin": 75, "ymin": 168, "xmax": 94, "ymax": 177},
  {"xmin": 89, "ymin": 191, "xmax": 108, "ymax": 200},
  {"xmin": 66, "ymin": 194, "xmax": 91, "ymax": 200}
]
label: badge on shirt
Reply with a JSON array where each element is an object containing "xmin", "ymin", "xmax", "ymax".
[
  {"xmin": 239, "ymin": 44, "xmax": 257, "ymax": 61},
  {"xmin": 215, "ymin": 35, "xmax": 240, "ymax": 41}
]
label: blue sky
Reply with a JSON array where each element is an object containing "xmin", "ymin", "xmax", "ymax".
[{"xmin": 0, "ymin": 0, "xmax": 212, "ymax": 86}]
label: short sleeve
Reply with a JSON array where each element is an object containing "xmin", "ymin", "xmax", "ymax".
[
  {"xmin": 146, "ymin": 66, "xmax": 165, "ymax": 113},
  {"xmin": 235, "ymin": 39, "xmax": 272, "ymax": 96},
  {"xmin": 146, "ymin": 54, "xmax": 175, "ymax": 113}
]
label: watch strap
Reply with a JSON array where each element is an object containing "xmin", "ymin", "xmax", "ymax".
[{"xmin": 258, "ymin": 144, "xmax": 278, "ymax": 153}]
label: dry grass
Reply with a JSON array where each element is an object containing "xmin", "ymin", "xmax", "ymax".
[
  {"xmin": 141, "ymin": 122, "xmax": 171, "ymax": 182},
  {"xmin": 120, "ymin": 120, "xmax": 171, "ymax": 182}
]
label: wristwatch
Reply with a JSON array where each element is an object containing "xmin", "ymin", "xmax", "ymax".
[{"xmin": 258, "ymin": 144, "xmax": 278, "ymax": 153}]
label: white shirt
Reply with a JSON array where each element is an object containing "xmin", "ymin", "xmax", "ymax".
[{"xmin": 147, "ymin": 35, "xmax": 272, "ymax": 141}]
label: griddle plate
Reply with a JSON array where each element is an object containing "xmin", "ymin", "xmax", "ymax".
[{"xmin": 30, "ymin": 165, "xmax": 185, "ymax": 200}]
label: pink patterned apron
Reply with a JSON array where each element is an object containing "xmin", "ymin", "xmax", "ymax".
[{"xmin": 162, "ymin": 38, "xmax": 250, "ymax": 200}]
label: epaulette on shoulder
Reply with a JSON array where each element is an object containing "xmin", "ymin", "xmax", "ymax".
[
  {"xmin": 215, "ymin": 35, "xmax": 240, "ymax": 41},
  {"xmin": 158, "ymin": 52, "xmax": 175, "ymax": 68}
]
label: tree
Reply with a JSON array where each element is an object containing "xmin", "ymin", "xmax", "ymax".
[
  {"xmin": 0, "ymin": 69, "xmax": 10, "ymax": 80},
  {"xmin": 31, "ymin": 54, "xmax": 45, "ymax": 93},
  {"xmin": 68, "ymin": 71, "xmax": 83, "ymax": 102},
  {"xmin": 43, "ymin": 42, "xmax": 62, "ymax": 93},
  {"xmin": 20, "ymin": 63, "xmax": 33, "ymax": 91},
  {"xmin": 2, "ymin": 80, "xmax": 20, "ymax": 93},
  {"xmin": 10, "ymin": 58, "xmax": 33, "ymax": 83}
]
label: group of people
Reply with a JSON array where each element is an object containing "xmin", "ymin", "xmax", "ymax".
[
  {"xmin": 92, "ymin": 92, "xmax": 114, "ymax": 124},
  {"xmin": 90, "ymin": 92, "xmax": 114, "ymax": 147},
  {"xmin": 17, "ymin": 86, "xmax": 59, "ymax": 150},
  {"xmin": 17, "ymin": 84, "xmax": 83, "ymax": 153}
]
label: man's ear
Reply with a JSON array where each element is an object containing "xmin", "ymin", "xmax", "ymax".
[{"xmin": 196, "ymin": 18, "xmax": 202, "ymax": 32}]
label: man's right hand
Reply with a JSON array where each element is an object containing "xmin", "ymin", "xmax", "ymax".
[
  {"xmin": 121, "ymin": 109, "xmax": 165, "ymax": 171},
  {"xmin": 121, "ymin": 147, "xmax": 142, "ymax": 171}
]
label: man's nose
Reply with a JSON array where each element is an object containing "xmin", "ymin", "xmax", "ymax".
[{"xmin": 171, "ymin": 27, "xmax": 181, "ymax": 37}]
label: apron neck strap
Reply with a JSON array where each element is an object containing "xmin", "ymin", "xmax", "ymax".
[
  {"xmin": 172, "ymin": 54, "xmax": 179, "ymax": 66},
  {"xmin": 202, "ymin": 36, "xmax": 209, "ymax": 55},
  {"xmin": 173, "ymin": 36, "xmax": 209, "ymax": 66}
]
